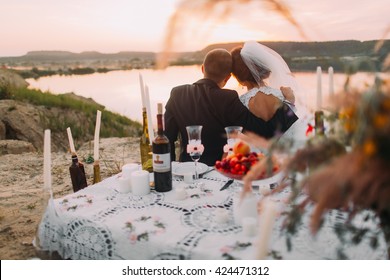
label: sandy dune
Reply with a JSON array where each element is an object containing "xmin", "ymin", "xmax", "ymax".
[{"xmin": 0, "ymin": 137, "xmax": 141, "ymax": 259}]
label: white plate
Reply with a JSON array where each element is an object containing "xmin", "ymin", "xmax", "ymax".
[
  {"xmin": 172, "ymin": 162, "xmax": 209, "ymax": 176},
  {"xmin": 217, "ymin": 168, "xmax": 285, "ymax": 186},
  {"xmin": 236, "ymin": 171, "xmax": 285, "ymax": 186}
]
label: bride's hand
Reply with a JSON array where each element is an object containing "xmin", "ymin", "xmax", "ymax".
[{"xmin": 281, "ymin": 86, "xmax": 295, "ymax": 105}]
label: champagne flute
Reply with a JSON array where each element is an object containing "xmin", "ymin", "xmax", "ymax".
[
  {"xmin": 224, "ymin": 126, "xmax": 245, "ymax": 191},
  {"xmin": 224, "ymin": 126, "xmax": 243, "ymax": 155},
  {"xmin": 186, "ymin": 125, "xmax": 204, "ymax": 186}
]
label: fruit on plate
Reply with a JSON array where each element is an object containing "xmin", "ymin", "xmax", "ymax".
[
  {"xmin": 232, "ymin": 140, "xmax": 251, "ymax": 155},
  {"xmin": 215, "ymin": 141, "xmax": 280, "ymax": 180}
]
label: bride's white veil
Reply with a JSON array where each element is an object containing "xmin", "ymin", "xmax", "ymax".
[{"xmin": 240, "ymin": 41, "xmax": 298, "ymax": 93}]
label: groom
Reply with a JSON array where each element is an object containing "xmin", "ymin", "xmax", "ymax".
[{"xmin": 164, "ymin": 48, "xmax": 276, "ymax": 166}]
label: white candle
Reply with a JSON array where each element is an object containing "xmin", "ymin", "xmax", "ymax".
[
  {"xmin": 139, "ymin": 73, "xmax": 146, "ymax": 108},
  {"xmin": 144, "ymin": 85, "xmax": 155, "ymax": 141},
  {"xmin": 94, "ymin": 110, "xmax": 102, "ymax": 161},
  {"xmin": 317, "ymin": 66, "xmax": 322, "ymax": 110},
  {"xmin": 316, "ymin": 66, "xmax": 322, "ymax": 110},
  {"xmin": 131, "ymin": 170, "xmax": 150, "ymax": 196},
  {"xmin": 122, "ymin": 163, "xmax": 139, "ymax": 179},
  {"xmin": 256, "ymin": 198, "xmax": 277, "ymax": 259},
  {"xmin": 117, "ymin": 176, "xmax": 131, "ymax": 193},
  {"xmin": 66, "ymin": 127, "xmax": 76, "ymax": 154},
  {"xmin": 175, "ymin": 185, "xmax": 187, "ymax": 200},
  {"xmin": 242, "ymin": 217, "xmax": 257, "ymax": 237},
  {"xmin": 43, "ymin": 129, "xmax": 52, "ymax": 193},
  {"xmin": 233, "ymin": 193, "xmax": 258, "ymax": 226},
  {"xmin": 328, "ymin": 66, "xmax": 334, "ymax": 97}
]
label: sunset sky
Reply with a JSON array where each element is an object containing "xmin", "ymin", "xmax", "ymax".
[{"xmin": 1, "ymin": 0, "xmax": 389, "ymax": 57}]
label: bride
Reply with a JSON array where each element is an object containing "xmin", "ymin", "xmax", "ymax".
[{"xmin": 231, "ymin": 41, "xmax": 298, "ymax": 132}]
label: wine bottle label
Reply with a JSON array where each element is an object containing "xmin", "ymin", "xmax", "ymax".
[{"xmin": 152, "ymin": 153, "xmax": 171, "ymax": 172}]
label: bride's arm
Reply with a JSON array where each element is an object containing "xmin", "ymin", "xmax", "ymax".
[{"xmin": 281, "ymin": 86, "xmax": 295, "ymax": 105}]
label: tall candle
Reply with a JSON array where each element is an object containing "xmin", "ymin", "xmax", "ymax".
[
  {"xmin": 94, "ymin": 110, "xmax": 102, "ymax": 161},
  {"xmin": 43, "ymin": 129, "xmax": 52, "ymax": 193},
  {"xmin": 316, "ymin": 66, "xmax": 322, "ymax": 110},
  {"xmin": 139, "ymin": 73, "xmax": 146, "ymax": 108},
  {"xmin": 66, "ymin": 127, "xmax": 76, "ymax": 154},
  {"xmin": 144, "ymin": 85, "xmax": 155, "ymax": 141},
  {"xmin": 328, "ymin": 66, "xmax": 334, "ymax": 97},
  {"xmin": 256, "ymin": 198, "xmax": 277, "ymax": 259}
]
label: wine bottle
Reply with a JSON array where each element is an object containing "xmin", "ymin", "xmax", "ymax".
[
  {"xmin": 152, "ymin": 103, "xmax": 172, "ymax": 192},
  {"xmin": 69, "ymin": 153, "xmax": 88, "ymax": 192},
  {"xmin": 140, "ymin": 107, "xmax": 153, "ymax": 172}
]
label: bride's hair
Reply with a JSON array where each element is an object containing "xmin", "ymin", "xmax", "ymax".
[{"xmin": 231, "ymin": 46, "xmax": 270, "ymax": 85}]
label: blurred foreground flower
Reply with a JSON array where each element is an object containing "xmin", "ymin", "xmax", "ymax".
[
  {"xmin": 240, "ymin": 73, "xmax": 390, "ymax": 258},
  {"xmin": 286, "ymin": 75, "xmax": 390, "ymax": 258}
]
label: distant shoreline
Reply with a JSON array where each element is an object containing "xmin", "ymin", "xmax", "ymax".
[{"xmin": 1, "ymin": 40, "xmax": 389, "ymax": 76}]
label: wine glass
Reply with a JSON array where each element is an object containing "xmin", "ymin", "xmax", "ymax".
[
  {"xmin": 186, "ymin": 125, "xmax": 204, "ymax": 186},
  {"xmin": 224, "ymin": 126, "xmax": 243, "ymax": 155}
]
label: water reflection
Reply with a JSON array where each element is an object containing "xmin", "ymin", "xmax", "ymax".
[{"xmin": 26, "ymin": 66, "xmax": 384, "ymax": 124}]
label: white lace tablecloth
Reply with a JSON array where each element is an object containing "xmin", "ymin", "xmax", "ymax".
[{"xmin": 35, "ymin": 167, "xmax": 388, "ymax": 260}]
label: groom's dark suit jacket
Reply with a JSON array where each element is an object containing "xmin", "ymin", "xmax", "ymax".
[{"xmin": 164, "ymin": 78, "xmax": 297, "ymax": 166}]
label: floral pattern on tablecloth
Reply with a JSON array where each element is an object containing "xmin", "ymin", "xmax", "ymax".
[
  {"xmin": 106, "ymin": 190, "xmax": 162, "ymax": 209},
  {"xmin": 124, "ymin": 215, "xmax": 166, "ymax": 244},
  {"xmin": 220, "ymin": 241, "xmax": 253, "ymax": 260},
  {"xmin": 35, "ymin": 166, "xmax": 389, "ymax": 260},
  {"xmin": 59, "ymin": 194, "xmax": 94, "ymax": 212}
]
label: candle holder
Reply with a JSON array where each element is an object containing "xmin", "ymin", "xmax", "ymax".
[
  {"xmin": 314, "ymin": 110, "xmax": 325, "ymax": 136},
  {"xmin": 93, "ymin": 160, "xmax": 101, "ymax": 184}
]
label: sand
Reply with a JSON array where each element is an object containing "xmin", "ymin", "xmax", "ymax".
[{"xmin": 0, "ymin": 137, "xmax": 141, "ymax": 259}]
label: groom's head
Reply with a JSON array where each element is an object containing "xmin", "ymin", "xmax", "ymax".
[{"xmin": 202, "ymin": 49, "xmax": 232, "ymax": 86}]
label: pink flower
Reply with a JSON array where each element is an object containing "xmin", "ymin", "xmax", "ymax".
[
  {"xmin": 220, "ymin": 246, "xmax": 232, "ymax": 254},
  {"xmin": 129, "ymin": 234, "xmax": 137, "ymax": 243}
]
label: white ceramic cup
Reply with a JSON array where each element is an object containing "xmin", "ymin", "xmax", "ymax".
[{"xmin": 131, "ymin": 170, "xmax": 150, "ymax": 196}]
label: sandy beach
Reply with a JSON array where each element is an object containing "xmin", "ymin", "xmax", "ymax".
[{"xmin": 0, "ymin": 137, "xmax": 140, "ymax": 259}]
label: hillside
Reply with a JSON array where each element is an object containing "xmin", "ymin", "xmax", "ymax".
[
  {"xmin": 1, "ymin": 40, "xmax": 388, "ymax": 73},
  {"xmin": 0, "ymin": 69, "xmax": 141, "ymax": 154},
  {"xmin": 199, "ymin": 40, "xmax": 390, "ymax": 72}
]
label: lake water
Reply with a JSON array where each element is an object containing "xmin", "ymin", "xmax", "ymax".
[{"xmin": 26, "ymin": 65, "xmax": 383, "ymax": 123}]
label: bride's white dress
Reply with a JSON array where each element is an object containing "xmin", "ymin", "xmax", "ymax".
[{"xmin": 239, "ymin": 86, "xmax": 285, "ymax": 109}]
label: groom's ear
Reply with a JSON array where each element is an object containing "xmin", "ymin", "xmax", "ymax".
[{"xmin": 201, "ymin": 64, "xmax": 205, "ymax": 74}]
